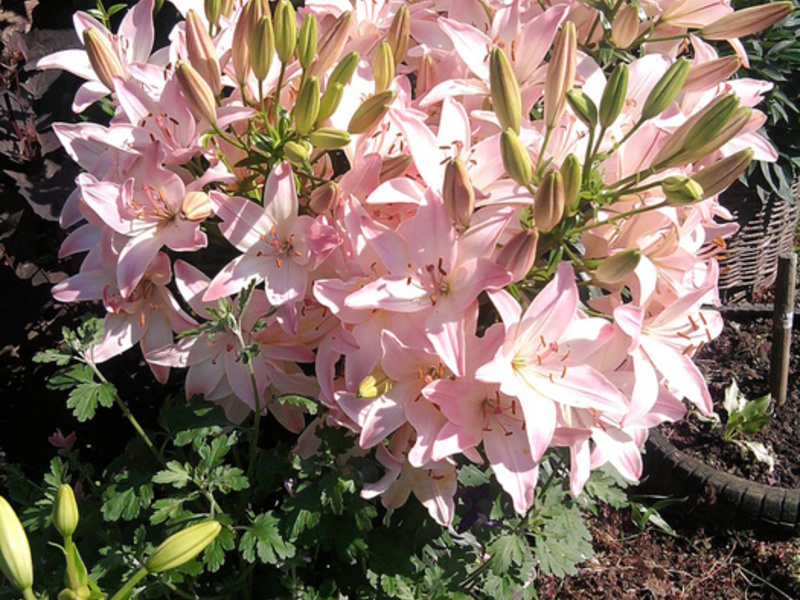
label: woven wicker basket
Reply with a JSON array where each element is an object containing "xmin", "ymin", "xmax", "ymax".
[{"xmin": 717, "ymin": 178, "xmax": 800, "ymax": 303}]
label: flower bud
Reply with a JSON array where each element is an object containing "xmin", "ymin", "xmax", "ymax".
[
  {"xmin": 534, "ymin": 170, "xmax": 565, "ymax": 233},
  {"xmin": 566, "ymin": 89, "xmax": 597, "ymax": 130},
  {"xmin": 490, "ymin": 47, "xmax": 522, "ymax": 133},
  {"xmin": 295, "ymin": 76, "xmax": 320, "ymax": 135},
  {"xmin": 283, "ymin": 140, "xmax": 311, "ymax": 165},
  {"xmin": 83, "ymin": 28, "xmax": 124, "ymax": 91},
  {"xmin": 233, "ymin": 0, "xmax": 268, "ymax": 86},
  {"xmin": 0, "ymin": 496, "xmax": 33, "ymax": 591},
  {"xmin": 611, "ymin": 3, "xmax": 639, "ymax": 49},
  {"xmin": 560, "ymin": 154, "xmax": 582, "ymax": 214},
  {"xmin": 416, "ymin": 53, "xmax": 437, "ymax": 97},
  {"xmin": 317, "ymin": 82, "xmax": 344, "ymax": 123},
  {"xmin": 496, "ymin": 229, "xmax": 538, "ymax": 283},
  {"xmin": 251, "ymin": 15, "xmax": 275, "ymax": 83},
  {"xmin": 328, "ymin": 51, "xmax": 360, "ymax": 90},
  {"xmin": 692, "ymin": 148, "xmax": 754, "ymax": 198},
  {"xmin": 175, "ymin": 60, "xmax": 217, "ymax": 123},
  {"xmin": 181, "ymin": 191, "xmax": 212, "ymax": 221},
  {"xmin": 442, "ymin": 158, "xmax": 475, "ymax": 228},
  {"xmin": 682, "ymin": 56, "xmax": 741, "ymax": 94},
  {"xmin": 500, "ymin": 128, "xmax": 532, "ymax": 186},
  {"xmin": 52, "ymin": 484, "xmax": 79, "ymax": 539},
  {"xmin": 309, "ymin": 182, "xmax": 340, "ymax": 213},
  {"xmin": 599, "ymin": 63, "xmax": 628, "ymax": 129},
  {"xmin": 594, "ymin": 249, "xmax": 641, "ymax": 286},
  {"xmin": 297, "ymin": 14, "xmax": 318, "ymax": 71},
  {"xmin": 387, "ymin": 6, "xmax": 410, "ymax": 66},
  {"xmin": 681, "ymin": 93, "xmax": 739, "ymax": 153},
  {"xmin": 204, "ymin": 0, "xmax": 221, "ymax": 26},
  {"xmin": 651, "ymin": 94, "xmax": 731, "ymax": 167},
  {"xmin": 544, "ymin": 22, "xmax": 577, "ymax": 129},
  {"xmin": 380, "ymin": 155, "xmax": 412, "ymax": 182},
  {"xmin": 308, "ymin": 127, "xmax": 351, "ymax": 150},
  {"xmin": 310, "ymin": 11, "xmax": 353, "ymax": 78},
  {"xmin": 348, "ymin": 90, "xmax": 396, "ymax": 134},
  {"xmin": 641, "ymin": 57, "xmax": 690, "ymax": 121},
  {"xmin": 373, "ymin": 42, "xmax": 395, "ymax": 94},
  {"xmin": 700, "ymin": 2, "xmax": 793, "ymax": 40},
  {"xmin": 144, "ymin": 521, "xmax": 221, "ymax": 573},
  {"xmin": 274, "ymin": 0, "xmax": 297, "ymax": 64},
  {"xmin": 186, "ymin": 9, "xmax": 221, "ymax": 95},
  {"xmin": 661, "ymin": 176, "xmax": 704, "ymax": 205},
  {"xmin": 358, "ymin": 369, "xmax": 393, "ymax": 399},
  {"xmin": 219, "ymin": 0, "xmax": 233, "ymax": 18}
]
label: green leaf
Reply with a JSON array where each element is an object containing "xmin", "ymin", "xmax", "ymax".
[
  {"xmin": 102, "ymin": 482, "xmax": 154, "ymax": 522},
  {"xmin": 204, "ymin": 526, "xmax": 236, "ymax": 572},
  {"xmin": 275, "ymin": 394, "xmax": 318, "ymax": 415},
  {"xmin": 150, "ymin": 496, "xmax": 195, "ymax": 525},
  {"xmin": 239, "ymin": 512, "xmax": 296, "ymax": 564},
  {"xmin": 152, "ymin": 461, "xmax": 193, "ymax": 489},
  {"xmin": 208, "ymin": 466, "xmax": 250, "ymax": 493},
  {"xmin": 487, "ymin": 533, "xmax": 527, "ymax": 574},
  {"xmin": 532, "ymin": 505, "xmax": 593, "ymax": 577},
  {"xmin": 457, "ymin": 464, "xmax": 491, "ymax": 487},
  {"xmin": 66, "ymin": 380, "xmax": 116, "ymax": 422}
]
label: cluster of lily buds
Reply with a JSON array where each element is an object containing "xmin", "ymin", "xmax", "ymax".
[{"xmin": 39, "ymin": 0, "xmax": 790, "ymax": 525}]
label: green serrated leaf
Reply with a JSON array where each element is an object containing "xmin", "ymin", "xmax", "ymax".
[
  {"xmin": 275, "ymin": 394, "xmax": 319, "ymax": 415},
  {"xmin": 66, "ymin": 380, "xmax": 116, "ymax": 422},
  {"xmin": 487, "ymin": 533, "xmax": 527, "ymax": 574},
  {"xmin": 152, "ymin": 461, "xmax": 193, "ymax": 489},
  {"xmin": 239, "ymin": 512, "xmax": 296, "ymax": 565}
]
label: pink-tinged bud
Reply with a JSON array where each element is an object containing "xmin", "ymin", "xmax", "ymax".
[
  {"xmin": 682, "ymin": 56, "xmax": 741, "ymax": 94},
  {"xmin": 274, "ymin": 0, "xmax": 297, "ymax": 64},
  {"xmin": 144, "ymin": 521, "xmax": 222, "ymax": 573},
  {"xmin": 442, "ymin": 157, "xmax": 475, "ymax": 228},
  {"xmin": 534, "ymin": 170, "xmax": 565, "ymax": 233},
  {"xmin": 692, "ymin": 148, "xmax": 754, "ymax": 198},
  {"xmin": 387, "ymin": 6, "xmax": 410, "ymax": 66},
  {"xmin": 544, "ymin": 22, "xmax": 577, "ymax": 129},
  {"xmin": 661, "ymin": 176, "xmax": 704, "ymax": 205},
  {"xmin": 175, "ymin": 60, "xmax": 217, "ymax": 123},
  {"xmin": 497, "ymin": 229, "xmax": 539, "ymax": 282},
  {"xmin": 594, "ymin": 249, "xmax": 641, "ymax": 286},
  {"xmin": 0, "ymin": 496, "xmax": 33, "ymax": 592},
  {"xmin": 500, "ymin": 128, "xmax": 532, "ymax": 186},
  {"xmin": 308, "ymin": 127, "xmax": 350, "ymax": 150},
  {"xmin": 700, "ymin": 2, "xmax": 793, "ymax": 40},
  {"xmin": 83, "ymin": 28, "xmax": 124, "ymax": 91},
  {"xmin": 232, "ymin": 0, "xmax": 255, "ymax": 86},
  {"xmin": 186, "ymin": 10, "xmax": 221, "ymax": 95},
  {"xmin": 297, "ymin": 14, "xmax": 318, "ymax": 71},
  {"xmin": 347, "ymin": 90, "xmax": 396, "ymax": 134},
  {"xmin": 416, "ymin": 53, "xmax": 437, "ymax": 97},
  {"xmin": 373, "ymin": 42, "xmax": 395, "ymax": 94},
  {"xmin": 251, "ymin": 15, "xmax": 275, "ymax": 83},
  {"xmin": 612, "ymin": 3, "xmax": 639, "ymax": 49},
  {"xmin": 490, "ymin": 47, "xmax": 521, "ymax": 133},
  {"xmin": 380, "ymin": 155, "xmax": 412, "ymax": 182},
  {"xmin": 309, "ymin": 182, "xmax": 340, "ymax": 213},
  {"xmin": 310, "ymin": 11, "xmax": 353, "ymax": 78},
  {"xmin": 181, "ymin": 191, "xmax": 212, "ymax": 221}
]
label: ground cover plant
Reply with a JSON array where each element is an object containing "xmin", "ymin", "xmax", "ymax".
[{"xmin": 1, "ymin": 0, "xmax": 797, "ymax": 597}]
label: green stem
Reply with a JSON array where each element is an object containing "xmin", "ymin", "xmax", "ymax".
[
  {"xmin": 111, "ymin": 567, "xmax": 149, "ymax": 600},
  {"xmin": 22, "ymin": 588, "xmax": 36, "ymax": 600},
  {"xmin": 273, "ymin": 62, "xmax": 287, "ymax": 125},
  {"xmin": 571, "ymin": 200, "xmax": 669, "ymax": 235},
  {"xmin": 537, "ymin": 126, "xmax": 554, "ymax": 173}
]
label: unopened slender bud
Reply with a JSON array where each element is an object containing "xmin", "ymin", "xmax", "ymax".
[
  {"xmin": 328, "ymin": 51, "xmax": 360, "ymax": 90},
  {"xmin": 52, "ymin": 484, "xmax": 79, "ymax": 539},
  {"xmin": 176, "ymin": 61, "xmax": 217, "ymax": 123},
  {"xmin": 274, "ymin": 0, "xmax": 297, "ymax": 64},
  {"xmin": 298, "ymin": 14, "xmax": 318, "ymax": 71},
  {"xmin": 219, "ymin": 0, "xmax": 233, "ymax": 18},
  {"xmin": 612, "ymin": 2, "xmax": 639, "ymax": 49},
  {"xmin": 682, "ymin": 93, "xmax": 739, "ymax": 152},
  {"xmin": 317, "ymin": 82, "xmax": 344, "ymax": 123},
  {"xmin": 373, "ymin": 42, "xmax": 395, "ymax": 94},
  {"xmin": 233, "ymin": 0, "xmax": 267, "ymax": 86},
  {"xmin": 186, "ymin": 9, "xmax": 221, "ymax": 95},
  {"xmin": 308, "ymin": 127, "xmax": 351, "ymax": 150},
  {"xmin": 490, "ymin": 48, "xmax": 522, "ymax": 133},
  {"xmin": 689, "ymin": 106, "xmax": 751, "ymax": 160},
  {"xmin": 0, "ymin": 496, "xmax": 33, "ymax": 591},
  {"xmin": 641, "ymin": 57, "xmax": 690, "ymax": 120},
  {"xmin": 251, "ymin": 15, "xmax": 275, "ymax": 82},
  {"xmin": 683, "ymin": 56, "xmax": 741, "ymax": 94},
  {"xmin": 144, "ymin": 521, "xmax": 221, "ymax": 573},
  {"xmin": 544, "ymin": 22, "xmax": 577, "ymax": 129},
  {"xmin": 692, "ymin": 149, "xmax": 754, "ymax": 198},
  {"xmin": 295, "ymin": 76, "xmax": 320, "ymax": 135},
  {"xmin": 662, "ymin": 176, "xmax": 704, "ymax": 205},
  {"xmin": 309, "ymin": 182, "xmax": 340, "ymax": 213},
  {"xmin": 310, "ymin": 11, "xmax": 353, "ymax": 77},
  {"xmin": 500, "ymin": 128, "xmax": 532, "ymax": 186},
  {"xmin": 380, "ymin": 154, "xmax": 412, "ymax": 181},
  {"xmin": 283, "ymin": 140, "xmax": 311, "ymax": 165},
  {"xmin": 358, "ymin": 370, "xmax": 393, "ymax": 399},
  {"xmin": 386, "ymin": 5, "xmax": 410, "ymax": 66},
  {"xmin": 534, "ymin": 170, "xmax": 565, "ymax": 233},
  {"xmin": 651, "ymin": 94, "xmax": 732, "ymax": 166},
  {"xmin": 560, "ymin": 154, "xmax": 582, "ymax": 214},
  {"xmin": 181, "ymin": 191, "xmax": 212, "ymax": 221},
  {"xmin": 348, "ymin": 90, "xmax": 396, "ymax": 134},
  {"xmin": 496, "ymin": 229, "xmax": 539, "ymax": 282},
  {"xmin": 566, "ymin": 89, "xmax": 597, "ymax": 129},
  {"xmin": 417, "ymin": 53, "xmax": 437, "ymax": 97},
  {"xmin": 83, "ymin": 28, "xmax": 124, "ymax": 91},
  {"xmin": 442, "ymin": 158, "xmax": 476, "ymax": 228},
  {"xmin": 700, "ymin": 2, "xmax": 793, "ymax": 40},
  {"xmin": 204, "ymin": 0, "xmax": 221, "ymax": 27},
  {"xmin": 595, "ymin": 249, "xmax": 642, "ymax": 285},
  {"xmin": 600, "ymin": 63, "xmax": 628, "ymax": 128}
]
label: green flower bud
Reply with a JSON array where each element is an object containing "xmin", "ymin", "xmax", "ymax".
[
  {"xmin": 348, "ymin": 90, "xmax": 396, "ymax": 134},
  {"xmin": 283, "ymin": 140, "xmax": 311, "ymax": 165},
  {"xmin": 534, "ymin": 170, "xmax": 566, "ymax": 234},
  {"xmin": 274, "ymin": 0, "xmax": 297, "ymax": 64},
  {"xmin": 681, "ymin": 93, "xmax": 739, "ymax": 153},
  {"xmin": 317, "ymin": 82, "xmax": 344, "ymax": 123},
  {"xmin": 297, "ymin": 14, "xmax": 318, "ymax": 71},
  {"xmin": 175, "ymin": 60, "xmax": 217, "ymax": 124},
  {"xmin": 308, "ymin": 127, "xmax": 351, "ymax": 150},
  {"xmin": 83, "ymin": 28, "xmax": 124, "ymax": 92},
  {"xmin": 594, "ymin": 249, "xmax": 642, "ymax": 286},
  {"xmin": 566, "ymin": 89, "xmax": 597, "ymax": 130},
  {"xmin": 328, "ymin": 52, "xmax": 360, "ymax": 90},
  {"xmin": 52, "ymin": 484, "xmax": 79, "ymax": 539},
  {"xmin": 662, "ymin": 176, "xmax": 704, "ymax": 205},
  {"xmin": 442, "ymin": 157, "xmax": 475, "ymax": 228},
  {"xmin": 219, "ymin": 0, "xmax": 233, "ymax": 18},
  {"xmin": 692, "ymin": 149, "xmax": 754, "ymax": 198},
  {"xmin": 490, "ymin": 48, "xmax": 522, "ymax": 134},
  {"xmin": 373, "ymin": 42, "xmax": 395, "ymax": 94},
  {"xmin": 251, "ymin": 15, "xmax": 275, "ymax": 82},
  {"xmin": 641, "ymin": 57, "xmax": 690, "ymax": 121},
  {"xmin": 560, "ymin": 154, "xmax": 582, "ymax": 214},
  {"xmin": 204, "ymin": 0, "xmax": 221, "ymax": 27},
  {"xmin": 144, "ymin": 521, "xmax": 221, "ymax": 574},
  {"xmin": 0, "ymin": 496, "xmax": 33, "ymax": 592},
  {"xmin": 295, "ymin": 76, "xmax": 320, "ymax": 135},
  {"xmin": 600, "ymin": 63, "xmax": 628, "ymax": 129},
  {"xmin": 386, "ymin": 6, "xmax": 410, "ymax": 66},
  {"xmin": 500, "ymin": 128, "xmax": 532, "ymax": 186}
]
